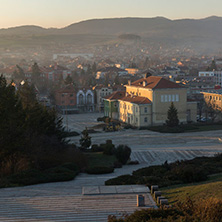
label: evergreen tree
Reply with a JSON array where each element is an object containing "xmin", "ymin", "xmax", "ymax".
[
  {"xmin": 17, "ymin": 82, "xmax": 37, "ymax": 109},
  {"xmin": 166, "ymin": 102, "xmax": 179, "ymax": 127},
  {"xmin": 92, "ymin": 62, "xmax": 97, "ymax": 74},
  {"xmin": 31, "ymin": 62, "xmax": 41, "ymax": 85},
  {"xmin": 16, "ymin": 65, "xmax": 25, "ymax": 80},
  {"xmin": 79, "ymin": 128, "xmax": 91, "ymax": 149},
  {"xmin": 206, "ymin": 60, "xmax": 217, "ymax": 71}
]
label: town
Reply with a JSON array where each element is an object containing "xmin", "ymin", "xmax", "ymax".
[{"xmin": 1, "ymin": 3, "xmax": 222, "ymax": 221}]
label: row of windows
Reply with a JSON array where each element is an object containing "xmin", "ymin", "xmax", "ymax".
[
  {"xmin": 205, "ymin": 95, "xmax": 222, "ymax": 101},
  {"xmin": 161, "ymin": 94, "xmax": 179, "ymax": 103},
  {"xmin": 119, "ymin": 103, "xmax": 148, "ymax": 113}
]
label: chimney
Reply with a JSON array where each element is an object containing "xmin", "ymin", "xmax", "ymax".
[
  {"xmin": 143, "ymin": 81, "xmax": 147, "ymax": 87},
  {"xmin": 128, "ymin": 80, "xmax": 131, "ymax": 86},
  {"xmin": 144, "ymin": 72, "xmax": 152, "ymax": 78}
]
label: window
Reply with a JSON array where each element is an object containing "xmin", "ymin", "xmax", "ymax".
[
  {"xmin": 172, "ymin": 95, "xmax": 175, "ymax": 102},
  {"xmin": 165, "ymin": 95, "xmax": 168, "ymax": 102},
  {"xmin": 128, "ymin": 105, "xmax": 130, "ymax": 110},
  {"xmin": 168, "ymin": 95, "xmax": 171, "ymax": 102},
  {"xmin": 161, "ymin": 95, "xmax": 164, "ymax": 102},
  {"xmin": 79, "ymin": 94, "xmax": 84, "ymax": 105},
  {"xmin": 70, "ymin": 94, "xmax": 73, "ymax": 97},
  {"xmin": 144, "ymin": 117, "xmax": 147, "ymax": 123},
  {"xmin": 136, "ymin": 107, "xmax": 138, "ymax": 112},
  {"xmin": 176, "ymin": 94, "xmax": 179, "ymax": 102},
  {"xmin": 144, "ymin": 107, "xmax": 147, "ymax": 113},
  {"xmin": 136, "ymin": 118, "xmax": 138, "ymax": 122},
  {"xmin": 70, "ymin": 100, "xmax": 74, "ymax": 104},
  {"xmin": 87, "ymin": 94, "xmax": 92, "ymax": 104}
]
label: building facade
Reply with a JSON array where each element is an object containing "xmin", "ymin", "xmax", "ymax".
[{"xmin": 104, "ymin": 76, "xmax": 197, "ymax": 127}]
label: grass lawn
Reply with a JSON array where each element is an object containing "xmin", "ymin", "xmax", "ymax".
[
  {"xmin": 161, "ymin": 173, "xmax": 222, "ymax": 204},
  {"xmin": 85, "ymin": 152, "xmax": 117, "ymax": 168}
]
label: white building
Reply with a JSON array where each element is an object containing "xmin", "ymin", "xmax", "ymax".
[{"xmin": 199, "ymin": 71, "xmax": 222, "ymax": 87}]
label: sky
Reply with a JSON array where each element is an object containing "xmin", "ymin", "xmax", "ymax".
[{"xmin": 0, "ymin": 0, "xmax": 222, "ymax": 29}]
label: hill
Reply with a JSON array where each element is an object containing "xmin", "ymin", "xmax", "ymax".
[{"xmin": 1, "ymin": 16, "xmax": 222, "ymax": 53}]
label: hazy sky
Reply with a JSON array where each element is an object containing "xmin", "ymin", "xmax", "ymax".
[{"xmin": 1, "ymin": 0, "xmax": 222, "ymax": 28}]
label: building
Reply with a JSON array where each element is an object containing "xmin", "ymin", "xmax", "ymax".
[
  {"xmin": 55, "ymin": 84, "xmax": 95, "ymax": 114},
  {"xmin": 93, "ymin": 85, "xmax": 113, "ymax": 112},
  {"xmin": 104, "ymin": 75, "xmax": 197, "ymax": 127},
  {"xmin": 96, "ymin": 67, "xmax": 128, "ymax": 79},
  {"xmin": 55, "ymin": 84, "xmax": 78, "ymax": 114},
  {"xmin": 76, "ymin": 88, "xmax": 95, "ymax": 112},
  {"xmin": 201, "ymin": 90, "xmax": 222, "ymax": 120},
  {"xmin": 199, "ymin": 71, "xmax": 222, "ymax": 87}
]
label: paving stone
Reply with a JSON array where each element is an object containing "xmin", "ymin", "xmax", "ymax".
[
  {"xmin": 99, "ymin": 186, "xmax": 117, "ymax": 194},
  {"xmin": 82, "ymin": 186, "xmax": 100, "ymax": 195},
  {"xmin": 116, "ymin": 185, "xmax": 134, "ymax": 194}
]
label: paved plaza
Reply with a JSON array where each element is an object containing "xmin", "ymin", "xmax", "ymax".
[{"xmin": 1, "ymin": 113, "xmax": 222, "ymax": 221}]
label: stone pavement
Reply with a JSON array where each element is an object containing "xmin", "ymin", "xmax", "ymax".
[{"xmin": 0, "ymin": 185, "xmax": 155, "ymax": 222}]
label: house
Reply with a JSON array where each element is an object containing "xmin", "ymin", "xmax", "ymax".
[
  {"xmin": 201, "ymin": 90, "xmax": 222, "ymax": 120},
  {"xmin": 55, "ymin": 84, "xmax": 95, "ymax": 114},
  {"xmin": 96, "ymin": 67, "xmax": 128, "ymax": 79},
  {"xmin": 55, "ymin": 84, "xmax": 78, "ymax": 114},
  {"xmin": 76, "ymin": 88, "xmax": 94, "ymax": 112},
  {"xmin": 104, "ymin": 75, "xmax": 197, "ymax": 127},
  {"xmin": 93, "ymin": 85, "xmax": 113, "ymax": 112}
]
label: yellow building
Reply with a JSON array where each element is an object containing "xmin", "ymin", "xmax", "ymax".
[
  {"xmin": 201, "ymin": 90, "xmax": 222, "ymax": 120},
  {"xmin": 105, "ymin": 75, "xmax": 197, "ymax": 127}
]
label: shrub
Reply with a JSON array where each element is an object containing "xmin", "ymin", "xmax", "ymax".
[
  {"xmin": 127, "ymin": 160, "xmax": 139, "ymax": 165},
  {"xmin": 133, "ymin": 165, "xmax": 167, "ymax": 177},
  {"xmin": 97, "ymin": 117, "xmax": 106, "ymax": 122},
  {"xmin": 113, "ymin": 161, "xmax": 123, "ymax": 168},
  {"xmin": 115, "ymin": 145, "xmax": 131, "ymax": 164},
  {"xmin": 86, "ymin": 166, "xmax": 114, "ymax": 174},
  {"xmin": 105, "ymin": 175, "xmax": 138, "ymax": 185},
  {"xmin": 103, "ymin": 140, "xmax": 116, "ymax": 155},
  {"xmin": 168, "ymin": 164, "xmax": 208, "ymax": 183},
  {"xmin": 91, "ymin": 144, "xmax": 104, "ymax": 152}
]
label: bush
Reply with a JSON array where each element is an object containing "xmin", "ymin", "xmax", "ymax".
[
  {"xmin": 86, "ymin": 166, "xmax": 114, "ymax": 174},
  {"xmin": 168, "ymin": 164, "xmax": 208, "ymax": 183},
  {"xmin": 6, "ymin": 164, "xmax": 79, "ymax": 187},
  {"xmin": 97, "ymin": 117, "xmax": 106, "ymax": 122},
  {"xmin": 105, "ymin": 175, "xmax": 139, "ymax": 185},
  {"xmin": 115, "ymin": 145, "xmax": 131, "ymax": 164},
  {"xmin": 133, "ymin": 165, "xmax": 167, "ymax": 177},
  {"xmin": 113, "ymin": 161, "xmax": 123, "ymax": 168},
  {"xmin": 103, "ymin": 140, "xmax": 116, "ymax": 155},
  {"xmin": 91, "ymin": 144, "xmax": 104, "ymax": 152}
]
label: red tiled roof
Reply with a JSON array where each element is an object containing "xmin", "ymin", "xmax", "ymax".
[
  {"xmin": 130, "ymin": 76, "xmax": 183, "ymax": 89},
  {"xmin": 105, "ymin": 91, "xmax": 125, "ymax": 100},
  {"xmin": 56, "ymin": 84, "xmax": 76, "ymax": 93},
  {"xmin": 120, "ymin": 95, "xmax": 151, "ymax": 105}
]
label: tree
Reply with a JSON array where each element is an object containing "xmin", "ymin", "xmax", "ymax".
[
  {"xmin": 31, "ymin": 62, "xmax": 41, "ymax": 85},
  {"xmin": 17, "ymin": 82, "xmax": 37, "ymax": 109},
  {"xmin": 206, "ymin": 60, "xmax": 217, "ymax": 71},
  {"xmin": 115, "ymin": 145, "xmax": 131, "ymax": 164},
  {"xmin": 64, "ymin": 75, "xmax": 73, "ymax": 85},
  {"xmin": 79, "ymin": 128, "xmax": 91, "ymax": 149},
  {"xmin": 0, "ymin": 75, "xmax": 66, "ymax": 174},
  {"xmin": 92, "ymin": 62, "xmax": 97, "ymax": 74},
  {"xmin": 166, "ymin": 102, "xmax": 179, "ymax": 127}
]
